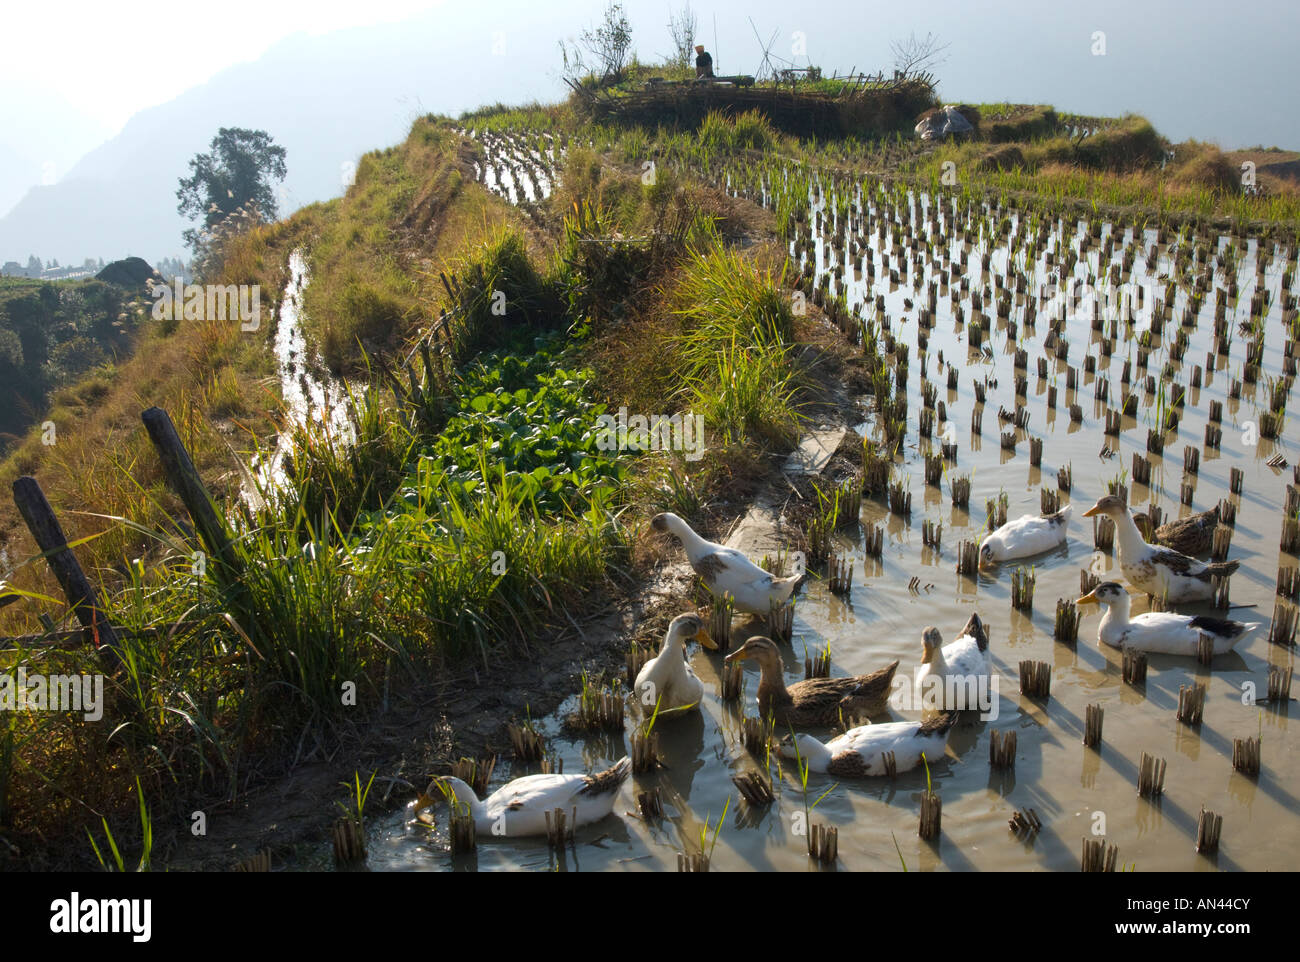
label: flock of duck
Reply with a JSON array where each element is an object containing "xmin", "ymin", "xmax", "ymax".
[{"xmin": 412, "ymin": 487, "xmax": 1258, "ymax": 842}]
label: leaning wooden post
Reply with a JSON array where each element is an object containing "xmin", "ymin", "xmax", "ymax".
[
  {"xmin": 140, "ymin": 407, "xmax": 242, "ymax": 581},
  {"xmin": 12, "ymin": 476, "xmax": 124, "ymax": 671}
]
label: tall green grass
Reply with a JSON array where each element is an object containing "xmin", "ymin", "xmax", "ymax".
[
  {"xmin": 445, "ymin": 228, "xmax": 559, "ymax": 364},
  {"xmin": 670, "ymin": 241, "xmax": 804, "ymax": 449}
]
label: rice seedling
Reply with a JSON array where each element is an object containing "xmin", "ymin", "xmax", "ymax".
[
  {"xmin": 630, "ymin": 698, "xmax": 663, "ymax": 773},
  {"xmin": 1137, "ymin": 751, "xmax": 1168, "ymax": 798},
  {"xmin": 803, "ymin": 640, "xmax": 832, "ymax": 680},
  {"xmin": 575, "ymin": 670, "xmax": 626, "ymax": 732},
  {"xmin": 678, "ymin": 796, "xmax": 729, "ymax": 872},
  {"xmin": 788, "ymin": 736, "xmax": 839, "ymax": 860},
  {"xmin": 1268, "ymin": 665, "xmax": 1294, "ymax": 703},
  {"xmin": 332, "ymin": 770, "xmax": 377, "ymax": 868},
  {"xmin": 1009, "ymin": 808, "xmax": 1042, "ymax": 839},
  {"xmin": 950, "ymin": 474, "xmax": 972, "ymax": 508},
  {"xmin": 741, "ymin": 714, "xmax": 773, "ymax": 758},
  {"xmin": 1011, "ymin": 566, "xmax": 1036, "ymax": 610},
  {"xmin": 732, "ymin": 769, "xmax": 774, "ymax": 807},
  {"xmin": 1278, "ymin": 566, "xmax": 1300, "ymax": 600},
  {"xmin": 827, "ymin": 554, "xmax": 853, "ymax": 595},
  {"xmin": 1084, "ymin": 704, "xmax": 1104, "ymax": 748},
  {"xmin": 1081, "ymin": 837, "xmax": 1119, "ymax": 872},
  {"xmin": 918, "ymin": 753, "xmax": 941, "ymax": 840},
  {"xmin": 1123, "ymin": 648, "xmax": 1149, "ymax": 686},
  {"xmin": 509, "ymin": 710, "xmax": 546, "ymax": 762},
  {"xmin": 888, "ymin": 477, "xmax": 913, "ymax": 516},
  {"xmin": 1196, "ymin": 808, "xmax": 1223, "ymax": 854},
  {"xmin": 1055, "ymin": 598, "xmax": 1081, "ymax": 643},
  {"xmin": 1269, "ymin": 602, "xmax": 1299, "ymax": 647},
  {"xmin": 989, "ymin": 729, "xmax": 1017, "ymax": 770}
]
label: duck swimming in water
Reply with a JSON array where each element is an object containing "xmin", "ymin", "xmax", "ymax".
[
  {"xmin": 1077, "ymin": 581, "xmax": 1256, "ymax": 655},
  {"xmin": 1082, "ymin": 495, "xmax": 1238, "ymax": 603}
]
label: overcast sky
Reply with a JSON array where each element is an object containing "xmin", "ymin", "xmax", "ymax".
[{"xmin": 3, "ymin": 0, "xmax": 1297, "ymax": 203}]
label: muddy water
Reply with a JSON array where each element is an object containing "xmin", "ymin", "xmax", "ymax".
[{"xmin": 366, "ymin": 175, "xmax": 1297, "ymax": 871}]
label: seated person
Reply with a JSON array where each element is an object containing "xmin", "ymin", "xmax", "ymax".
[{"xmin": 695, "ymin": 45, "xmax": 714, "ymax": 78}]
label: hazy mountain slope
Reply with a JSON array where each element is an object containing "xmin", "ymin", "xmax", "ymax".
[{"xmin": 0, "ymin": 5, "xmax": 563, "ymax": 264}]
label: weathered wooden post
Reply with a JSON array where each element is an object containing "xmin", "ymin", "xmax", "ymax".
[
  {"xmin": 11, "ymin": 476, "xmax": 123, "ymax": 670},
  {"xmin": 140, "ymin": 407, "xmax": 242, "ymax": 582}
]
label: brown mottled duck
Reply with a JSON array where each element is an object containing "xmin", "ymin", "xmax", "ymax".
[
  {"xmin": 723, "ymin": 636, "xmax": 899, "ymax": 726},
  {"xmin": 1133, "ymin": 505, "xmax": 1220, "ymax": 556}
]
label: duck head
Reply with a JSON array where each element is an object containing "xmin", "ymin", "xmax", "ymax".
[
  {"xmin": 724, "ymin": 635, "xmax": 783, "ymax": 669},
  {"xmin": 1081, "ymin": 494, "xmax": 1127, "ymax": 520},
  {"xmin": 414, "ymin": 775, "xmax": 475, "ymax": 815},
  {"xmin": 919, "ymin": 626, "xmax": 944, "ymax": 664},
  {"xmin": 650, "ymin": 512, "xmax": 683, "ymax": 535},
  {"xmin": 777, "ymin": 731, "xmax": 822, "ymax": 762},
  {"xmin": 979, "ymin": 541, "xmax": 997, "ymax": 566},
  {"xmin": 1077, "ymin": 580, "xmax": 1128, "ymax": 610},
  {"xmin": 667, "ymin": 612, "xmax": 716, "ymax": 650}
]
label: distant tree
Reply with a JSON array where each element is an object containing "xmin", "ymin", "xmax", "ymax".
[
  {"xmin": 176, "ymin": 127, "xmax": 287, "ymax": 255},
  {"xmin": 668, "ymin": 3, "xmax": 697, "ymax": 69},
  {"xmin": 580, "ymin": 2, "xmax": 633, "ymax": 81},
  {"xmin": 891, "ymin": 31, "xmax": 949, "ymax": 79}
]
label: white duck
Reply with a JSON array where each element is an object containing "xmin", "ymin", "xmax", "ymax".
[
  {"xmin": 913, "ymin": 615, "xmax": 992, "ymax": 711},
  {"xmin": 634, "ymin": 612, "xmax": 716, "ymax": 714},
  {"xmin": 651, "ymin": 512, "xmax": 801, "ymax": 614},
  {"xmin": 1082, "ymin": 495, "xmax": 1238, "ymax": 603},
  {"xmin": 979, "ymin": 505, "xmax": 1071, "ymax": 564},
  {"xmin": 1077, "ymin": 581, "xmax": 1256, "ymax": 655},
  {"xmin": 415, "ymin": 757, "xmax": 631, "ymax": 837},
  {"xmin": 779, "ymin": 712, "xmax": 957, "ymax": 776}
]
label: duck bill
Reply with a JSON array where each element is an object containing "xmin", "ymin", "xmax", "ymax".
[
  {"xmin": 723, "ymin": 647, "xmax": 749, "ymax": 664},
  {"xmin": 1077, "ymin": 589, "xmax": 1100, "ymax": 604},
  {"xmin": 1081, "ymin": 505, "xmax": 1101, "ymax": 518},
  {"xmin": 695, "ymin": 627, "xmax": 718, "ymax": 651}
]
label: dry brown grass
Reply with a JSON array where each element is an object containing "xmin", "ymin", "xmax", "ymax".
[{"xmin": 1170, "ymin": 142, "xmax": 1240, "ymax": 193}]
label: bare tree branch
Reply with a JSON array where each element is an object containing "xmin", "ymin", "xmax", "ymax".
[
  {"xmin": 668, "ymin": 3, "xmax": 697, "ymax": 69},
  {"xmin": 580, "ymin": 2, "xmax": 634, "ymax": 82},
  {"xmin": 891, "ymin": 31, "xmax": 949, "ymax": 78}
]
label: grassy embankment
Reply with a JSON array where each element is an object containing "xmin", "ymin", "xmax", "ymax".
[{"xmin": 0, "ymin": 109, "xmax": 805, "ymax": 867}]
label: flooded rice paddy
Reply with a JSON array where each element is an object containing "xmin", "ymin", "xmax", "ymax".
[{"xmin": 363, "ymin": 154, "xmax": 1297, "ymax": 870}]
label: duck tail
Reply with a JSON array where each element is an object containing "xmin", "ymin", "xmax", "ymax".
[
  {"xmin": 962, "ymin": 611, "xmax": 989, "ymax": 652},
  {"xmin": 581, "ymin": 756, "xmax": 632, "ymax": 796},
  {"xmin": 1052, "ymin": 503, "xmax": 1073, "ymax": 525},
  {"xmin": 920, "ymin": 710, "xmax": 959, "ymax": 736},
  {"xmin": 1207, "ymin": 559, "xmax": 1241, "ymax": 577}
]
